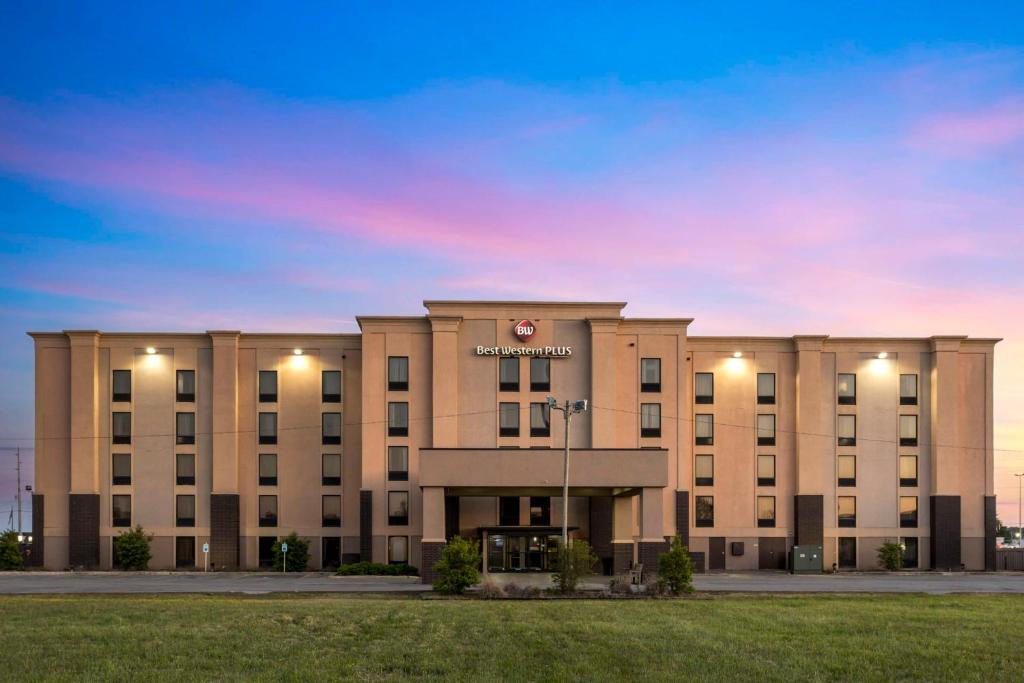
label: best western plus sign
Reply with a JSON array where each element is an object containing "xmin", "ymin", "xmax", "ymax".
[{"xmin": 514, "ymin": 320, "xmax": 535, "ymax": 341}]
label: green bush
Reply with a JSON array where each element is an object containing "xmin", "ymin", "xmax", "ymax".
[
  {"xmin": 113, "ymin": 525, "xmax": 152, "ymax": 570},
  {"xmin": 878, "ymin": 541, "xmax": 904, "ymax": 571},
  {"xmin": 657, "ymin": 536, "xmax": 694, "ymax": 595},
  {"xmin": 0, "ymin": 531, "xmax": 24, "ymax": 571},
  {"xmin": 271, "ymin": 533, "xmax": 309, "ymax": 572},
  {"xmin": 336, "ymin": 562, "xmax": 418, "ymax": 576},
  {"xmin": 551, "ymin": 540, "xmax": 597, "ymax": 594},
  {"xmin": 432, "ymin": 536, "xmax": 480, "ymax": 594}
]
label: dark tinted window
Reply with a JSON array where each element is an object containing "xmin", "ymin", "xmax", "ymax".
[
  {"xmin": 322, "ymin": 412, "xmax": 342, "ymax": 445},
  {"xmin": 387, "ymin": 447, "xmax": 407, "ymax": 482},
  {"xmin": 388, "ymin": 357, "xmax": 408, "ymax": 391},
  {"xmin": 259, "ymin": 453, "xmax": 277, "ymax": 486},
  {"xmin": 176, "ymin": 370, "xmax": 195, "ymax": 402},
  {"xmin": 322, "ymin": 370, "xmax": 342, "ymax": 402},
  {"xmin": 388, "ymin": 402, "xmax": 409, "ymax": 437},
  {"xmin": 259, "ymin": 412, "xmax": 277, "ymax": 444},
  {"xmin": 176, "ymin": 495, "xmax": 195, "ymax": 527},
  {"xmin": 258, "ymin": 371, "xmax": 277, "ymax": 402},
  {"xmin": 112, "ymin": 453, "xmax": 131, "ymax": 486},
  {"xmin": 112, "ymin": 370, "xmax": 131, "ymax": 402},
  {"xmin": 176, "ymin": 412, "xmax": 195, "ymax": 445},
  {"xmin": 322, "ymin": 453, "xmax": 341, "ymax": 486},
  {"xmin": 530, "ymin": 357, "xmax": 550, "ymax": 392},
  {"xmin": 112, "ymin": 412, "xmax": 132, "ymax": 444},
  {"xmin": 112, "ymin": 495, "xmax": 131, "ymax": 527},
  {"xmin": 176, "ymin": 453, "xmax": 195, "ymax": 486},
  {"xmin": 499, "ymin": 357, "xmax": 519, "ymax": 392}
]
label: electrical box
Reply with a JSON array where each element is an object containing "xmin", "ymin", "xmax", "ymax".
[
  {"xmin": 730, "ymin": 542, "xmax": 744, "ymax": 556},
  {"xmin": 790, "ymin": 544, "xmax": 823, "ymax": 574}
]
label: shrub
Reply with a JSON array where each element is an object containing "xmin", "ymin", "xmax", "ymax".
[
  {"xmin": 504, "ymin": 583, "xmax": 541, "ymax": 599},
  {"xmin": 336, "ymin": 562, "xmax": 418, "ymax": 576},
  {"xmin": 272, "ymin": 533, "xmax": 309, "ymax": 572},
  {"xmin": 551, "ymin": 540, "xmax": 598, "ymax": 594},
  {"xmin": 113, "ymin": 525, "xmax": 152, "ymax": 571},
  {"xmin": 0, "ymin": 531, "xmax": 23, "ymax": 571},
  {"xmin": 432, "ymin": 536, "xmax": 480, "ymax": 594},
  {"xmin": 646, "ymin": 577, "xmax": 669, "ymax": 597},
  {"xmin": 878, "ymin": 541, "xmax": 904, "ymax": 571},
  {"xmin": 477, "ymin": 581, "xmax": 507, "ymax": 599},
  {"xmin": 657, "ymin": 536, "xmax": 694, "ymax": 595},
  {"xmin": 608, "ymin": 575, "xmax": 632, "ymax": 595}
]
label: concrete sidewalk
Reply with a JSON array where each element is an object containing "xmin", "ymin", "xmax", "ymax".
[{"xmin": 0, "ymin": 570, "xmax": 1022, "ymax": 595}]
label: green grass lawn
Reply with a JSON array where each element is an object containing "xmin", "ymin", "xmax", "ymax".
[{"xmin": 1, "ymin": 593, "xmax": 1020, "ymax": 681}]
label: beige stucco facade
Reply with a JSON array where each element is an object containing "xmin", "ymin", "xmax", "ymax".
[{"xmin": 29, "ymin": 301, "xmax": 997, "ymax": 574}]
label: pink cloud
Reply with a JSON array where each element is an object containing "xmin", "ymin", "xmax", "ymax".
[{"xmin": 907, "ymin": 99, "xmax": 1024, "ymax": 156}]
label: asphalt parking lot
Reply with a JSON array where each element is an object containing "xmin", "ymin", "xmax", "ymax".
[{"xmin": 0, "ymin": 571, "xmax": 1022, "ymax": 594}]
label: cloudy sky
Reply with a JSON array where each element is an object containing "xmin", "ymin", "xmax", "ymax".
[{"xmin": 1, "ymin": 4, "xmax": 1023, "ymax": 526}]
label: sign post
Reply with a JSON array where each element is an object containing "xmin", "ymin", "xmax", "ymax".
[
  {"xmin": 202, "ymin": 542, "xmax": 209, "ymax": 572},
  {"xmin": 281, "ymin": 542, "xmax": 288, "ymax": 573}
]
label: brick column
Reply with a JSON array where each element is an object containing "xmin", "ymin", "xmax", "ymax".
[
  {"xmin": 209, "ymin": 332, "xmax": 240, "ymax": 568},
  {"xmin": 28, "ymin": 494, "xmax": 44, "ymax": 567},
  {"xmin": 359, "ymin": 490, "xmax": 373, "ymax": 562},
  {"xmin": 794, "ymin": 495, "xmax": 824, "ymax": 547},
  {"xmin": 985, "ymin": 496, "xmax": 997, "ymax": 572},
  {"xmin": 69, "ymin": 494, "xmax": 99, "ymax": 569},
  {"xmin": 210, "ymin": 494, "xmax": 239, "ymax": 569},
  {"xmin": 930, "ymin": 337, "xmax": 966, "ymax": 570},
  {"xmin": 930, "ymin": 495, "xmax": 962, "ymax": 570},
  {"xmin": 674, "ymin": 491, "xmax": 690, "ymax": 547},
  {"xmin": 67, "ymin": 331, "xmax": 100, "ymax": 568}
]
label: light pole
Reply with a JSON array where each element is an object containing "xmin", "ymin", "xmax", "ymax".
[
  {"xmin": 547, "ymin": 397, "xmax": 588, "ymax": 549},
  {"xmin": 1016, "ymin": 473, "xmax": 1024, "ymax": 547}
]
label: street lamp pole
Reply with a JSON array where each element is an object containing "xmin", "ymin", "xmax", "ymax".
[
  {"xmin": 547, "ymin": 397, "xmax": 588, "ymax": 549},
  {"xmin": 1016, "ymin": 473, "xmax": 1024, "ymax": 547}
]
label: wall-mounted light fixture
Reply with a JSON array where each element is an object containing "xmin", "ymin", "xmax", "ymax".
[
  {"xmin": 877, "ymin": 352, "xmax": 888, "ymax": 359},
  {"xmin": 293, "ymin": 348, "xmax": 303, "ymax": 356},
  {"xmin": 732, "ymin": 351, "xmax": 743, "ymax": 358},
  {"xmin": 145, "ymin": 347, "xmax": 156, "ymax": 355}
]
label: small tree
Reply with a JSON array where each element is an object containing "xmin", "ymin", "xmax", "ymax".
[
  {"xmin": 432, "ymin": 536, "xmax": 480, "ymax": 594},
  {"xmin": 0, "ymin": 531, "xmax": 24, "ymax": 570},
  {"xmin": 878, "ymin": 541, "xmax": 904, "ymax": 571},
  {"xmin": 551, "ymin": 540, "xmax": 597, "ymax": 594},
  {"xmin": 113, "ymin": 525, "xmax": 152, "ymax": 570},
  {"xmin": 272, "ymin": 533, "xmax": 310, "ymax": 572},
  {"xmin": 657, "ymin": 536, "xmax": 694, "ymax": 595}
]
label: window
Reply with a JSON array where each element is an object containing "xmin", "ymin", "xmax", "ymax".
[
  {"xmin": 499, "ymin": 496, "xmax": 519, "ymax": 526},
  {"xmin": 176, "ymin": 412, "xmax": 195, "ymax": 445},
  {"xmin": 900, "ymin": 455, "xmax": 918, "ymax": 487},
  {"xmin": 902, "ymin": 537, "xmax": 918, "ymax": 569},
  {"xmin": 112, "ymin": 495, "xmax": 131, "ymax": 527},
  {"xmin": 530, "ymin": 497, "xmax": 551, "ymax": 526},
  {"xmin": 175, "ymin": 537, "xmax": 195, "ymax": 568},
  {"xmin": 837, "ymin": 373, "xmax": 856, "ymax": 405},
  {"xmin": 757, "ymin": 454, "xmax": 776, "ymax": 486},
  {"xmin": 838, "ymin": 455, "xmax": 856, "ymax": 487},
  {"xmin": 499, "ymin": 402, "xmax": 520, "ymax": 437},
  {"xmin": 838, "ymin": 496, "xmax": 856, "ymax": 528},
  {"xmin": 899, "ymin": 415, "xmax": 918, "ymax": 447},
  {"xmin": 499, "ymin": 357, "xmax": 519, "ymax": 392},
  {"xmin": 112, "ymin": 412, "xmax": 131, "ymax": 444},
  {"xmin": 112, "ymin": 369, "xmax": 131, "ymax": 402},
  {"xmin": 176, "ymin": 494, "xmax": 195, "ymax": 527},
  {"xmin": 640, "ymin": 403, "xmax": 661, "ymax": 438},
  {"xmin": 837, "ymin": 415, "xmax": 856, "ymax": 447},
  {"xmin": 900, "ymin": 496, "xmax": 918, "ymax": 528},
  {"xmin": 112, "ymin": 453, "xmax": 131, "ymax": 486},
  {"xmin": 757, "ymin": 414, "xmax": 776, "ymax": 446},
  {"xmin": 695, "ymin": 455, "xmax": 714, "ymax": 486},
  {"xmin": 258, "ymin": 371, "xmax": 277, "ymax": 402},
  {"xmin": 323, "ymin": 453, "xmax": 342, "ymax": 486},
  {"xmin": 322, "ymin": 412, "xmax": 342, "ymax": 445},
  {"xmin": 388, "ymin": 357, "xmax": 409, "ymax": 392},
  {"xmin": 259, "ymin": 412, "xmax": 277, "ymax": 445},
  {"xmin": 695, "ymin": 373, "xmax": 714, "ymax": 404},
  {"xmin": 757, "ymin": 373, "xmax": 776, "ymax": 405},
  {"xmin": 176, "ymin": 370, "xmax": 195, "ymax": 402},
  {"xmin": 322, "ymin": 370, "xmax": 342, "ymax": 402},
  {"xmin": 388, "ymin": 536, "xmax": 408, "ymax": 564},
  {"xmin": 176, "ymin": 453, "xmax": 195, "ymax": 486},
  {"xmin": 530, "ymin": 357, "xmax": 550, "ymax": 392},
  {"xmin": 900, "ymin": 374, "xmax": 918, "ymax": 405},
  {"xmin": 838, "ymin": 537, "xmax": 857, "ymax": 569},
  {"xmin": 258, "ymin": 537, "xmax": 275, "ymax": 568},
  {"xmin": 695, "ymin": 496, "xmax": 714, "ymax": 527},
  {"xmin": 695, "ymin": 414, "xmax": 714, "ymax": 445},
  {"xmin": 388, "ymin": 491, "xmax": 409, "ymax": 526},
  {"xmin": 530, "ymin": 402, "xmax": 550, "ymax": 437},
  {"xmin": 641, "ymin": 358, "xmax": 661, "ymax": 392},
  {"xmin": 259, "ymin": 495, "xmax": 278, "ymax": 527},
  {"xmin": 258, "ymin": 453, "xmax": 277, "ymax": 486},
  {"xmin": 387, "ymin": 447, "xmax": 407, "ymax": 482},
  {"xmin": 757, "ymin": 496, "xmax": 776, "ymax": 528},
  {"xmin": 388, "ymin": 402, "xmax": 409, "ymax": 437},
  {"xmin": 322, "ymin": 495, "xmax": 341, "ymax": 527}
]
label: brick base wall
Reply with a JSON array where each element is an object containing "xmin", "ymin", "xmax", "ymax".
[
  {"xmin": 420, "ymin": 541, "xmax": 445, "ymax": 584},
  {"xmin": 930, "ymin": 495, "xmax": 962, "ymax": 571},
  {"xmin": 985, "ymin": 495, "xmax": 997, "ymax": 572},
  {"xmin": 794, "ymin": 495, "xmax": 824, "ymax": 546},
  {"xmin": 359, "ymin": 490, "xmax": 373, "ymax": 562},
  {"xmin": 210, "ymin": 494, "xmax": 239, "ymax": 570},
  {"xmin": 612, "ymin": 542, "xmax": 633, "ymax": 575},
  {"xmin": 638, "ymin": 540, "xmax": 669, "ymax": 573},
  {"xmin": 688, "ymin": 552, "xmax": 706, "ymax": 574},
  {"xmin": 29, "ymin": 494, "xmax": 44, "ymax": 567},
  {"xmin": 69, "ymin": 494, "xmax": 99, "ymax": 569},
  {"xmin": 675, "ymin": 491, "xmax": 690, "ymax": 547}
]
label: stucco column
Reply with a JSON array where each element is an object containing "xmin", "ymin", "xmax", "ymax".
[
  {"xmin": 430, "ymin": 316, "xmax": 462, "ymax": 448},
  {"xmin": 420, "ymin": 486, "xmax": 446, "ymax": 583},
  {"xmin": 588, "ymin": 319, "xmax": 620, "ymax": 448},
  {"xmin": 793, "ymin": 336, "xmax": 829, "ymax": 548},
  {"xmin": 67, "ymin": 331, "xmax": 100, "ymax": 569},
  {"xmin": 930, "ymin": 336, "xmax": 965, "ymax": 570},
  {"xmin": 209, "ymin": 331, "xmax": 240, "ymax": 569},
  {"xmin": 611, "ymin": 495, "xmax": 634, "ymax": 574},
  {"xmin": 638, "ymin": 487, "xmax": 667, "ymax": 571}
]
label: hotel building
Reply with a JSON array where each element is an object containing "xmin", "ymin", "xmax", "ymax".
[{"xmin": 28, "ymin": 301, "xmax": 998, "ymax": 576}]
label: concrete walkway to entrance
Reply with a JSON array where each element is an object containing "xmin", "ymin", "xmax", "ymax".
[{"xmin": 1, "ymin": 570, "xmax": 1022, "ymax": 594}]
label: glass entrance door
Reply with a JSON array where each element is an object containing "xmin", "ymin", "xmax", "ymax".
[{"xmin": 486, "ymin": 533, "xmax": 561, "ymax": 572}]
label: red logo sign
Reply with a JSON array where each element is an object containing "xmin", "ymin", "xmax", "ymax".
[{"xmin": 514, "ymin": 320, "xmax": 536, "ymax": 342}]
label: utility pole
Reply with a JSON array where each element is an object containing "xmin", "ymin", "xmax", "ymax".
[
  {"xmin": 547, "ymin": 397, "xmax": 588, "ymax": 549},
  {"xmin": 1016, "ymin": 473, "xmax": 1024, "ymax": 548},
  {"xmin": 16, "ymin": 446, "xmax": 22, "ymax": 536}
]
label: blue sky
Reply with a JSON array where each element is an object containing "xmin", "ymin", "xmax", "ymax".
[{"xmin": 2, "ymin": 3, "xmax": 1023, "ymax": 527}]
